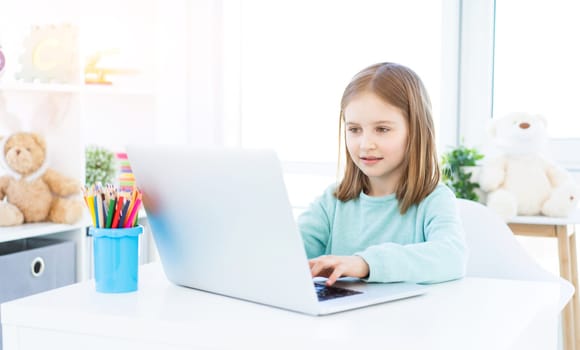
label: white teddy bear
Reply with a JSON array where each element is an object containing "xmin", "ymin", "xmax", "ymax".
[{"xmin": 478, "ymin": 112, "xmax": 579, "ymax": 220}]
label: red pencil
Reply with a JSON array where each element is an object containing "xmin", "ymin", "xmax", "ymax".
[{"xmin": 111, "ymin": 196, "xmax": 124, "ymax": 229}]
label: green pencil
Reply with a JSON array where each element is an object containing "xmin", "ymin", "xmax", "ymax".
[{"xmin": 106, "ymin": 198, "xmax": 116, "ymax": 228}]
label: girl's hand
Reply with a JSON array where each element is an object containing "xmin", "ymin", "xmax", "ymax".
[{"xmin": 308, "ymin": 255, "xmax": 370, "ymax": 286}]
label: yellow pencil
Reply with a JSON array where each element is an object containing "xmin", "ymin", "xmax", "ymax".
[
  {"xmin": 87, "ymin": 195, "xmax": 97, "ymax": 227},
  {"xmin": 124, "ymin": 187, "xmax": 138, "ymax": 227}
]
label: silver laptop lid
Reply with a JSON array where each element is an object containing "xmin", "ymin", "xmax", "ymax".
[{"xmin": 127, "ymin": 146, "xmax": 319, "ymax": 314}]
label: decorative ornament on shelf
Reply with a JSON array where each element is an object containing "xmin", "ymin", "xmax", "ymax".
[
  {"xmin": 0, "ymin": 92, "xmax": 69, "ymax": 136},
  {"xmin": 85, "ymin": 145, "xmax": 116, "ymax": 187},
  {"xmin": 15, "ymin": 23, "xmax": 78, "ymax": 84},
  {"xmin": 84, "ymin": 48, "xmax": 139, "ymax": 85},
  {"xmin": 0, "ymin": 132, "xmax": 84, "ymax": 226},
  {"xmin": 441, "ymin": 143, "xmax": 485, "ymax": 202}
]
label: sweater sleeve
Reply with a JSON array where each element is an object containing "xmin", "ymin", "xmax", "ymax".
[
  {"xmin": 356, "ymin": 187, "xmax": 468, "ymax": 284},
  {"xmin": 297, "ymin": 187, "xmax": 335, "ymax": 259}
]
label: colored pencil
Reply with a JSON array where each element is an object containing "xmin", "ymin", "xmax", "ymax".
[
  {"xmin": 81, "ymin": 184, "xmax": 142, "ymax": 229},
  {"xmin": 106, "ymin": 198, "xmax": 116, "ymax": 228},
  {"xmin": 124, "ymin": 195, "xmax": 142, "ymax": 228},
  {"xmin": 111, "ymin": 196, "xmax": 124, "ymax": 229},
  {"xmin": 87, "ymin": 195, "xmax": 96, "ymax": 227}
]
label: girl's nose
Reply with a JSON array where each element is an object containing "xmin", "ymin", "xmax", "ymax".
[{"xmin": 360, "ymin": 134, "xmax": 376, "ymax": 150}]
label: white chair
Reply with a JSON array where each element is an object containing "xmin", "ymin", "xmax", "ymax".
[{"xmin": 457, "ymin": 198, "xmax": 575, "ymax": 350}]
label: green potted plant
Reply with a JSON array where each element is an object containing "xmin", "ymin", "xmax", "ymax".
[
  {"xmin": 85, "ymin": 145, "xmax": 116, "ymax": 186},
  {"xmin": 441, "ymin": 144, "xmax": 484, "ymax": 201}
]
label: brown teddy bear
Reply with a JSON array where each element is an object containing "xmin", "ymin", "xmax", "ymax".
[{"xmin": 0, "ymin": 132, "xmax": 84, "ymax": 226}]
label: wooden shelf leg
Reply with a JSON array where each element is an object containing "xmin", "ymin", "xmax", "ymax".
[
  {"xmin": 569, "ymin": 230, "xmax": 580, "ymax": 350},
  {"xmin": 558, "ymin": 225, "xmax": 575, "ymax": 350}
]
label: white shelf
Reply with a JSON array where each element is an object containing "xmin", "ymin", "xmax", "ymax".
[
  {"xmin": 81, "ymin": 84, "xmax": 154, "ymax": 96},
  {"xmin": 0, "ymin": 219, "xmax": 90, "ymax": 244},
  {"xmin": 0, "ymin": 82, "xmax": 79, "ymax": 93},
  {"xmin": 0, "ymin": 82, "xmax": 155, "ymax": 96},
  {"xmin": 507, "ymin": 208, "xmax": 580, "ymax": 226}
]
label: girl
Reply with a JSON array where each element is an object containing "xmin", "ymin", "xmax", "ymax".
[{"xmin": 298, "ymin": 62, "xmax": 468, "ymax": 286}]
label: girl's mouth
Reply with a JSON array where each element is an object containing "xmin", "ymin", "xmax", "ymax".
[{"xmin": 360, "ymin": 156, "xmax": 383, "ymax": 165}]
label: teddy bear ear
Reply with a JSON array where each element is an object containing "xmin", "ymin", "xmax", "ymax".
[
  {"xmin": 535, "ymin": 114, "xmax": 548, "ymax": 128},
  {"xmin": 487, "ymin": 117, "xmax": 498, "ymax": 138},
  {"xmin": 0, "ymin": 94, "xmax": 23, "ymax": 134},
  {"xmin": 28, "ymin": 94, "xmax": 68, "ymax": 134},
  {"xmin": 30, "ymin": 132, "xmax": 47, "ymax": 149}
]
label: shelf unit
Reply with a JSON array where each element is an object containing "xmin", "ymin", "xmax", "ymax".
[
  {"xmin": 0, "ymin": 0, "xmax": 158, "ymax": 148},
  {"xmin": 0, "ymin": 0, "xmax": 166, "ymax": 283}
]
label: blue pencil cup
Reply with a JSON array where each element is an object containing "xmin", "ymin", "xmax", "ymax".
[{"xmin": 90, "ymin": 225, "xmax": 143, "ymax": 293}]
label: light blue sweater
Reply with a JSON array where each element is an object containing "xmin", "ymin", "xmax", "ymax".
[{"xmin": 298, "ymin": 184, "xmax": 468, "ymax": 284}]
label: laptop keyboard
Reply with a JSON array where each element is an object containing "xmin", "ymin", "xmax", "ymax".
[{"xmin": 314, "ymin": 282, "xmax": 363, "ymax": 302}]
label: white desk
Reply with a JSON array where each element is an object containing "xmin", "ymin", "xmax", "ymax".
[{"xmin": 1, "ymin": 263, "xmax": 561, "ymax": 350}]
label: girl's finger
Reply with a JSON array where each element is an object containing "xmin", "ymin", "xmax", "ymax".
[
  {"xmin": 310, "ymin": 259, "xmax": 325, "ymax": 277},
  {"xmin": 326, "ymin": 266, "xmax": 344, "ymax": 286}
]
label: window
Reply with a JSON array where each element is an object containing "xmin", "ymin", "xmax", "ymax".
[
  {"xmin": 493, "ymin": 0, "xmax": 580, "ymax": 168},
  {"xmin": 227, "ymin": 0, "xmax": 448, "ymax": 208}
]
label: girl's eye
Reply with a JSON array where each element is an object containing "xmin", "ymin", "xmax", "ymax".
[
  {"xmin": 348, "ymin": 127, "xmax": 361, "ymax": 133},
  {"xmin": 377, "ymin": 127, "xmax": 390, "ymax": 133}
]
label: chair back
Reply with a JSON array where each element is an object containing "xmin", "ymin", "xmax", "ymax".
[{"xmin": 457, "ymin": 198, "xmax": 573, "ymax": 309}]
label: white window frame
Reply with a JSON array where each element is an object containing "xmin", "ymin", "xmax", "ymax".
[
  {"xmin": 455, "ymin": 0, "xmax": 495, "ymax": 149},
  {"xmin": 459, "ymin": 0, "xmax": 580, "ymax": 174}
]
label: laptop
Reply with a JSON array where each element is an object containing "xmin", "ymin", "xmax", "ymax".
[{"xmin": 127, "ymin": 145, "xmax": 429, "ymax": 316}]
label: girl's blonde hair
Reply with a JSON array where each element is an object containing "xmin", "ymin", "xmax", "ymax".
[{"xmin": 335, "ymin": 62, "xmax": 440, "ymax": 214}]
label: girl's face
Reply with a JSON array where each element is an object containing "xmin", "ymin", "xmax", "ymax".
[{"xmin": 343, "ymin": 91, "xmax": 408, "ymax": 196}]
